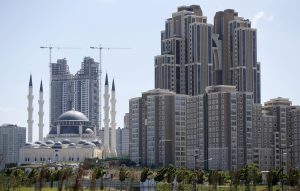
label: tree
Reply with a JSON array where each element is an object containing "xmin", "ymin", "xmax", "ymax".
[
  {"xmin": 47, "ymin": 169, "xmax": 56, "ymax": 188},
  {"xmin": 230, "ymin": 170, "xmax": 241, "ymax": 191},
  {"xmin": 119, "ymin": 167, "xmax": 129, "ymax": 191},
  {"xmin": 27, "ymin": 168, "xmax": 38, "ymax": 189},
  {"xmin": 12, "ymin": 168, "xmax": 25, "ymax": 190},
  {"xmin": 240, "ymin": 164, "xmax": 262, "ymax": 191},
  {"xmin": 267, "ymin": 168, "xmax": 282, "ymax": 191},
  {"xmin": 154, "ymin": 167, "xmax": 167, "ymax": 183},
  {"xmin": 176, "ymin": 168, "xmax": 188, "ymax": 191},
  {"xmin": 140, "ymin": 167, "xmax": 153, "ymax": 182},
  {"xmin": 36, "ymin": 166, "xmax": 49, "ymax": 191},
  {"xmin": 287, "ymin": 168, "xmax": 299, "ymax": 187},
  {"xmin": 73, "ymin": 164, "xmax": 85, "ymax": 191},
  {"xmin": 90, "ymin": 166, "xmax": 106, "ymax": 191},
  {"xmin": 96, "ymin": 166, "xmax": 106, "ymax": 190}
]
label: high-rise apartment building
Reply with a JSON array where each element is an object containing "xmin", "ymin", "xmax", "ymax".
[
  {"xmin": 291, "ymin": 106, "xmax": 300, "ymax": 169},
  {"xmin": 115, "ymin": 113, "xmax": 130, "ymax": 157},
  {"xmin": 252, "ymin": 104, "xmax": 276, "ymax": 171},
  {"xmin": 129, "ymin": 86, "xmax": 255, "ymax": 171},
  {"xmin": 50, "ymin": 57, "xmax": 99, "ymax": 130},
  {"xmin": 155, "ymin": 5, "xmax": 213, "ymax": 95},
  {"xmin": 186, "ymin": 94, "xmax": 206, "ymax": 170},
  {"xmin": 129, "ymin": 97, "xmax": 143, "ymax": 165},
  {"xmin": 0, "ymin": 124, "xmax": 26, "ymax": 169},
  {"xmin": 214, "ymin": 9, "xmax": 261, "ymax": 103},
  {"xmin": 128, "ymin": 5, "xmax": 300, "ymax": 171},
  {"xmin": 205, "ymin": 86, "xmax": 253, "ymax": 171},
  {"xmin": 116, "ymin": 127, "xmax": 129, "ymax": 157},
  {"xmin": 129, "ymin": 89, "xmax": 188, "ymax": 167},
  {"xmin": 262, "ymin": 98, "xmax": 293, "ymax": 171}
]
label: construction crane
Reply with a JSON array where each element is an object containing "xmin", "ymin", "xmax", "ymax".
[
  {"xmin": 40, "ymin": 45, "xmax": 80, "ymax": 126},
  {"xmin": 90, "ymin": 45, "xmax": 130, "ymax": 130}
]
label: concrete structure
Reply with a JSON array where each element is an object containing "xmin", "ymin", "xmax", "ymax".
[
  {"xmin": 0, "ymin": 124, "xmax": 26, "ymax": 169},
  {"xmin": 252, "ymin": 104, "xmax": 276, "ymax": 171},
  {"xmin": 38, "ymin": 80, "xmax": 44, "ymax": 141},
  {"xmin": 155, "ymin": 5, "xmax": 213, "ymax": 95},
  {"xmin": 103, "ymin": 74, "xmax": 110, "ymax": 155},
  {"xmin": 110, "ymin": 79, "xmax": 117, "ymax": 156},
  {"xmin": 214, "ymin": 9, "xmax": 261, "ymax": 103},
  {"xmin": 116, "ymin": 126, "xmax": 129, "ymax": 157},
  {"xmin": 262, "ymin": 98, "xmax": 293, "ymax": 171},
  {"xmin": 129, "ymin": 97, "xmax": 142, "ymax": 165},
  {"xmin": 129, "ymin": 87, "xmax": 254, "ymax": 170},
  {"xmin": 50, "ymin": 57, "xmax": 99, "ymax": 130},
  {"xmin": 27, "ymin": 74, "xmax": 34, "ymax": 143},
  {"xmin": 127, "ymin": 5, "xmax": 300, "ymax": 171},
  {"xmin": 291, "ymin": 106, "xmax": 300, "ymax": 169},
  {"xmin": 47, "ymin": 110, "xmax": 97, "ymax": 142},
  {"xmin": 205, "ymin": 86, "xmax": 253, "ymax": 171},
  {"xmin": 129, "ymin": 89, "xmax": 188, "ymax": 168},
  {"xmin": 20, "ymin": 110, "xmax": 103, "ymax": 165},
  {"xmin": 19, "ymin": 140, "xmax": 103, "ymax": 164}
]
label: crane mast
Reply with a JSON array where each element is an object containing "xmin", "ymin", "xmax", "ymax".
[
  {"xmin": 90, "ymin": 45, "xmax": 130, "ymax": 131},
  {"xmin": 40, "ymin": 45, "xmax": 80, "ymax": 127}
]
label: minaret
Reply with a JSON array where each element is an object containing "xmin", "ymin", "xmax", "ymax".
[
  {"xmin": 110, "ymin": 79, "xmax": 117, "ymax": 156},
  {"xmin": 38, "ymin": 80, "xmax": 44, "ymax": 141},
  {"xmin": 27, "ymin": 74, "xmax": 34, "ymax": 143},
  {"xmin": 103, "ymin": 73, "xmax": 110, "ymax": 155}
]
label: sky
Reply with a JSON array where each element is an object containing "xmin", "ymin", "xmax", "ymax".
[{"xmin": 0, "ymin": 0, "xmax": 299, "ymax": 142}]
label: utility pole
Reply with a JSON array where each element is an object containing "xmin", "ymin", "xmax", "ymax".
[
  {"xmin": 40, "ymin": 45, "xmax": 80, "ymax": 126},
  {"xmin": 90, "ymin": 45, "xmax": 130, "ymax": 130}
]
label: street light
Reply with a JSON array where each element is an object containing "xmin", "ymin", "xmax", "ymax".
[{"xmin": 194, "ymin": 155, "xmax": 212, "ymax": 171}]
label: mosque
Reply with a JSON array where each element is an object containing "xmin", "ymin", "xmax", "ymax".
[{"xmin": 19, "ymin": 74, "xmax": 117, "ymax": 164}]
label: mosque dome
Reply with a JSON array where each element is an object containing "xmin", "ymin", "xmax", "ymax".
[
  {"xmin": 84, "ymin": 128, "xmax": 94, "ymax": 134},
  {"xmin": 57, "ymin": 110, "xmax": 89, "ymax": 121},
  {"xmin": 83, "ymin": 142, "xmax": 96, "ymax": 148},
  {"xmin": 62, "ymin": 139, "xmax": 71, "ymax": 144},
  {"xmin": 34, "ymin": 141, "xmax": 43, "ymax": 145},
  {"xmin": 78, "ymin": 140, "xmax": 87, "ymax": 144},
  {"xmin": 46, "ymin": 140, "xmax": 55, "ymax": 145}
]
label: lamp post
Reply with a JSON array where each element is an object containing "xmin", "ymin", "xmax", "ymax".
[{"xmin": 194, "ymin": 156, "xmax": 213, "ymax": 171}]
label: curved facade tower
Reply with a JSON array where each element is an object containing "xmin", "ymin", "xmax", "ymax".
[
  {"xmin": 110, "ymin": 79, "xmax": 117, "ymax": 156},
  {"xmin": 103, "ymin": 73, "xmax": 110, "ymax": 154},
  {"xmin": 38, "ymin": 80, "xmax": 44, "ymax": 141},
  {"xmin": 27, "ymin": 74, "xmax": 34, "ymax": 143}
]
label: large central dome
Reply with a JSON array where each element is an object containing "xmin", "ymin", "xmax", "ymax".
[{"xmin": 57, "ymin": 110, "xmax": 89, "ymax": 121}]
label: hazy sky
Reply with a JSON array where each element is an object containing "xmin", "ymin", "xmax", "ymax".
[{"xmin": 0, "ymin": 0, "xmax": 299, "ymax": 142}]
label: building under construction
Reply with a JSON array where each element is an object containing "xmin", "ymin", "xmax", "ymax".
[{"xmin": 50, "ymin": 57, "xmax": 100, "ymax": 132}]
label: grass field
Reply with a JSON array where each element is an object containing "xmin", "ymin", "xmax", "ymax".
[{"xmin": 17, "ymin": 185, "xmax": 298, "ymax": 191}]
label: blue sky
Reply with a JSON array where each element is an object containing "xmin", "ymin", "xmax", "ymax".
[{"xmin": 0, "ymin": 0, "xmax": 299, "ymax": 141}]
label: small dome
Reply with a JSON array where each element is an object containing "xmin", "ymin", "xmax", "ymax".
[
  {"xmin": 40, "ymin": 143, "xmax": 48, "ymax": 147},
  {"xmin": 84, "ymin": 128, "xmax": 94, "ymax": 134},
  {"xmin": 62, "ymin": 139, "xmax": 71, "ymax": 144},
  {"xmin": 34, "ymin": 141, "xmax": 43, "ymax": 145},
  {"xmin": 46, "ymin": 140, "xmax": 55, "ymax": 145},
  {"xmin": 57, "ymin": 110, "xmax": 89, "ymax": 121},
  {"xmin": 25, "ymin": 143, "xmax": 33, "ymax": 147},
  {"xmin": 78, "ymin": 140, "xmax": 87, "ymax": 144},
  {"xmin": 69, "ymin": 143, "xmax": 76, "ymax": 146},
  {"xmin": 54, "ymin": 141, "xmax": 62, "ymax": 145},
  {"xmin": 49, "ymin": 128, "xmax": 57, "ymax": 134},
  {"xmin": 83, "ymin": 142, "xmax": 96, "ymax": 148},
  {"xmin": 91, "ymin": 140, "xmax": 101, "ymax": 145}
]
